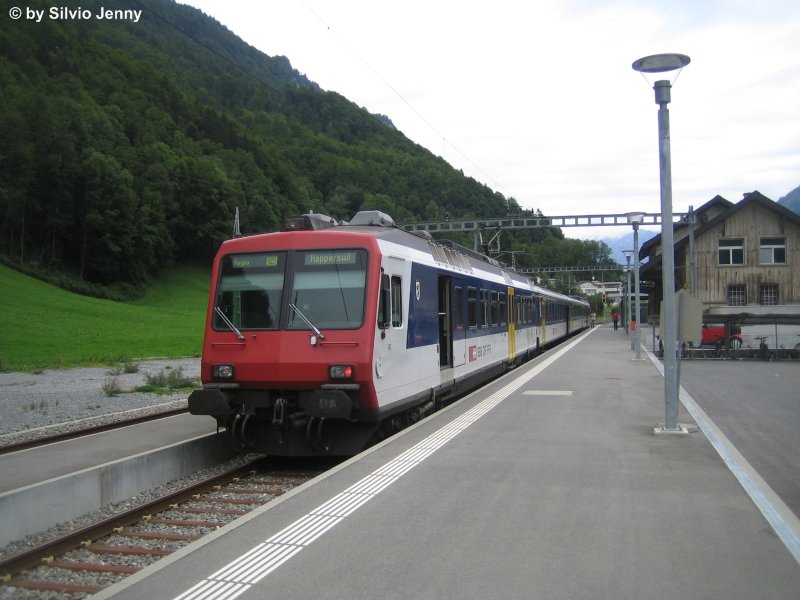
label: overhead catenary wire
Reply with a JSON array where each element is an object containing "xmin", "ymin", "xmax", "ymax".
[
  {"xmin": 136, "ymin": 0, "xmax": 515, "ymax": 200},
  {"xmin": 300, "ymin": 1, "xmax": 515, "ymax": 199}
]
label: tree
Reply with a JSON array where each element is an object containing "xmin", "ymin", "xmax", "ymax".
[{"xmin": 76, "ymin": 149, "xmax": 139, "ymax": 283}]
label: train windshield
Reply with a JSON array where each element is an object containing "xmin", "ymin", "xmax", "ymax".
[
  {"xmin": 287, "ymin": 249, "xmax": 367, "ymax": 330},
  {"xmin": 214, "ymin": 249, "xmax": 367, "ymax": 332},
  {"xmin": 215, "ymin": 252, "xmax": 286, "ymax": 331}
]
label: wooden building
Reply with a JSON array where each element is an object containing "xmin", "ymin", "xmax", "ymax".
[{"xmin": 640, "ymin": 191, "xmax": 800, "ymax": 316}]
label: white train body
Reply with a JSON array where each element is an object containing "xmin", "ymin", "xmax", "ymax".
[{"xmin": 189, "ymin": 211, "xmax": 590, "ymax": 455}]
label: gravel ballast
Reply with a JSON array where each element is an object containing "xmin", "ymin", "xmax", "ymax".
[{"xmin": 0, "ymin": 358, "xmax": 201, "ymax": 446}]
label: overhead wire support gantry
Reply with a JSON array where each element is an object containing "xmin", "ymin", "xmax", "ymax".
[
  {"xmin": 399, "ymin": 212, "xmax": 686, "ymax": 234},
  {"xmin": 519, "ymin": 265, "xmax": 627, "ymax": 274}
]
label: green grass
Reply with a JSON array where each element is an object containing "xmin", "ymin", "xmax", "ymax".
[{"xmin": 0, "ymin": 264, "xmax": 211, "ymax": 371}]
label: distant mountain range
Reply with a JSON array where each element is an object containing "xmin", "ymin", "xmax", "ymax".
[
  {"xmin": 604, "ymin": 230, "xmax": 659, "ymax": 266},
  {"xmin": 778, "ymin": 185, "xmax": 800, "ymax": 215}
]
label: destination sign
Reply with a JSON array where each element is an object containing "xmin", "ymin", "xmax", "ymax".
[
  {"xmin": 304, "ymin": 251, "xmax": 359, "ymax": 266},
  {"xmin": 230, "ymin": 253, "xmax": 281, "ymax": 269}
]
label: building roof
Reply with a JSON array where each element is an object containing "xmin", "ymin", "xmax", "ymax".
[
  {"xmin": 640, "ymin": 191, "xmax": 800, "ymax": 259},
  {"xmin": 639, "ymin": 194, "xmax": 734, "ymax": 258}
]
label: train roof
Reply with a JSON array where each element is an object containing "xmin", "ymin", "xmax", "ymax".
[{"xmin": 227, "ymin": 211, "xmax": 589, "ymax": 307}]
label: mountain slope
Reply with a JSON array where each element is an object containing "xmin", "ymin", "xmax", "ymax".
[
  {"xmin": 778, "ymin": 185, "xmax": 800, "ymax": 215},
  {"xmin": 0, "ymin": 0, "xmax": 512, "ymax": 291}
]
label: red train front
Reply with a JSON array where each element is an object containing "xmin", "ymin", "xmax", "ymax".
[{"xmin": 189, "ymin": 214, "xmax": 384, "ymax": 455}]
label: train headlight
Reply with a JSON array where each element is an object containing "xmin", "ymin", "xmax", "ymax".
[
  {"xmin": 328, "ymin": 364, "xmax": 354, "ymax": 380},
  {"xmin": 212, "ymin": 364, "xmax": 235, "ymax": 379}
]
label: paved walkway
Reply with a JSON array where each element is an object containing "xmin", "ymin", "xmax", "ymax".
[{"xmin": 99, "ymin": 326, "xmax": 800, "ymax": 599}]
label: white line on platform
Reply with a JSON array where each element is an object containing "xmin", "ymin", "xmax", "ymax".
[{"xmin": 522, "ymin": 390, "xmax": 573, "ymax": 396}]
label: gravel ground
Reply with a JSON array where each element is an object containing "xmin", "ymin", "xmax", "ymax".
[
  {"xmin": 0, "ymin": 358, "xmax": 263, "ymax": 573},
  {"xmin": 0, "ymin": 358, "xmax": 201, "ymax": 445}
]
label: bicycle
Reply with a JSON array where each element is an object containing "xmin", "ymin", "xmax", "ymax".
[{"xmin": 754, "ymin": 336, "xmax": 771, "ymax": 361}]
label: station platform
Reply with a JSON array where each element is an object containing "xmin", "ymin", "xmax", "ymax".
[
  {"xmin": 0, "ymin": 415, "xmax": 217, "ymax": 493},
  {"xmin": 98, "ymin": 325, "xmax": 800, "ymax": 599}
]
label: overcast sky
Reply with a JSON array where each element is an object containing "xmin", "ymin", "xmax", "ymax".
[{"xmin": 180, "ymin": 0, "xmax": 799, "ymax": 239}]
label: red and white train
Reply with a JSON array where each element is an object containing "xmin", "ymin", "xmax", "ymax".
[{"xmin": 189, "ymin": 211, "xmax": 590, "ymax": 455}]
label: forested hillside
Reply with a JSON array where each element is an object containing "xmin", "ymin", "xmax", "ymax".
[{"xmin": 0, "ymin": 0, "xmax": 614, "ymax": 298}]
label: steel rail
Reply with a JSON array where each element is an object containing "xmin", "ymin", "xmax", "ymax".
[{"xmin": 0, "ymin": 458, "xmax": 262, "ymax": 580}]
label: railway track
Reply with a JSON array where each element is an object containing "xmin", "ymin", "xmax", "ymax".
[
  {"xmin": 0, "ymin": 407, "xmax": 190, "ymax": 455},
  {"xmin": 0, "ymin": 456, "xmax": 336, "ymax": 598}
]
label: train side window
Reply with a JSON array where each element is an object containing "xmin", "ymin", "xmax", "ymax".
[
  {"xmin": 480, "ymin": 289, "xmax": 489, "ymax": 328},
  {"xmin": 391, "ymin": 276, "xmax": 403, "ymax": 327},
  {"xmin": 500, "ymin": 292, "xmax": 507, "ymax": 326},
  {"xmin": 378, "ymin": 273, "xmax": 391, "ymax": 329},
  {"xmin": 454, "ymin": 286, "xmax": 464, "ymax": 330},
  {"xmin": 467, "ymin": 286, "xmax": 478, "ymax": 328},
  {"xmin": 490, "ymin": 290, "xmax": 499, "ymax": 326}
]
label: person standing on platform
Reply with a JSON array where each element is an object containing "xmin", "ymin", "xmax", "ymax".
[{"xmin": 612, "ymin": 310, "xmax": 619, "ymax": 330}]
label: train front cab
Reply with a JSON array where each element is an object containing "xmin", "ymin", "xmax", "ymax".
[{"xmin": 190, "ymin": 232, "xmax": 388, "ymax": 456}]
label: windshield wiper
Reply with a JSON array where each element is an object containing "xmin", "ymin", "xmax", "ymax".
[
  {"xmin": 214, "ymin": 307, "xmax": 245, "ymax": 341},
  {"xmin": 289, "ymin": 303, "xmax": 326, "ymax": 341}
]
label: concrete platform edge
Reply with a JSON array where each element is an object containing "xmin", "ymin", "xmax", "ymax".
[
  {"xmin": 0, "ymin": 432, "xmax": 237, "ymax": 547},
  {"xmin": 646, "ymin": 347, "xmax": 800, "ymax": 565}
]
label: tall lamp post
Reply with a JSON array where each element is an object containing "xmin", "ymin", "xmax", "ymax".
[
  {"xmin": 627, "ymin": 212, "xmax": 646, "ymax": 358},
  {"xmin": 632, "ymin": 53, "xmax": 690, "ymax": 433},
  {"xmin": 622, "ymin": 250, "xmax": 633, "ymax": 336}
]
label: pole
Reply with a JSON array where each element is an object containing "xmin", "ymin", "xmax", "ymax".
[
  {"xmin": 624, "ymin": 253, "xmax": 632, "ymax": 336},
  {"xmin": 634, "ymin": 223, "xmax": 642, "ymax": 360},
  {"xmin": 655, "ymin": 80, "xmax": 679, "ymax": 431},
  {"xmin": 688, "ymin": 205, "xmax": 697, "ymax": 293}
]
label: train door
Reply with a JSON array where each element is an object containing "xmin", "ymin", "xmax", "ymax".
[
  {"xmin": 438, "ymin": 275, "xmax": 452, "ymax": 369},
  {"xmin": 539, "ymin": 297, "xmax": 548, "ymax": 346},
  {"xmin": 451, "ymin": 278, "xmax": 466, "ymax": 367},
  {"xmin": 376, "ymin": 269, "xmax": 405, "ymax": 385},
  {"xmin": 507, "ymin": 287, "xmax": 516, "ymax": 365}
]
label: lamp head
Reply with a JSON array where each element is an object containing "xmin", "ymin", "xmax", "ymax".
[
  {"xmin": 633, "ymin": 54, "xmax": 690, "ymax": 104},
  {"xmin": 632, "ymin": 54, "xmax": 690, "ymax": 74},
  {"xmin": 626, "ymin": 211, "xmax": 646, "ymax": 230}
]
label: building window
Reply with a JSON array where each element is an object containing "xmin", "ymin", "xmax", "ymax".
[
  {"xmin": 759, "ymin": 237, "xmax": 786, "ymax": 264},
  {"xmin": 727, "ymin": 284, "xmax": 746, "ymax": 306},
  {"xmin": 719, "ymin": 238, "xmax": 744, "ymax": 265},
  {"xmin": 760, "ymin": 284, "xmax": 779, "ymax": 305}
]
